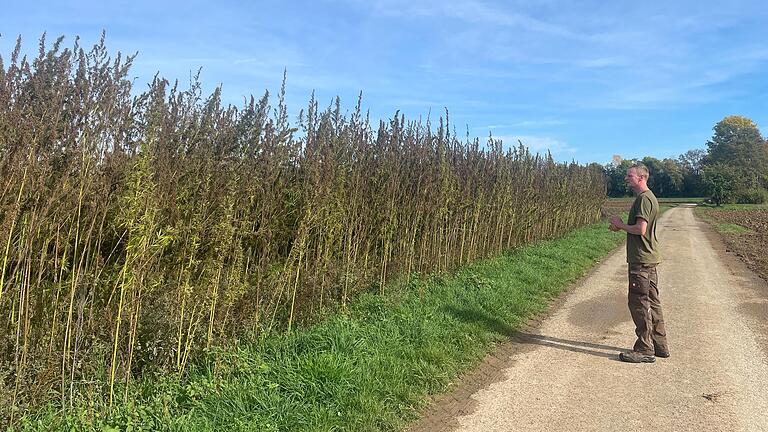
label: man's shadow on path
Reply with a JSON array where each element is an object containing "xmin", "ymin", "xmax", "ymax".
[{"xmin": 444, "ymin": 305, "xmax": 624, "ymax": 361}]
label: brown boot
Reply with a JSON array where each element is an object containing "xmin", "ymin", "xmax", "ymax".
[
  {"xmin": 619, "ymin": 351, "xmax": 656, "ymax": 363},
  {"xmin": 653, "ymin": 342, "xmax": 670, "ymax": 358}
]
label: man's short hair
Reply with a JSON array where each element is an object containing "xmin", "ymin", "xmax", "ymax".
[{"xmin": 630, "ymin": 163, "xmax": 649, "ymax": 179}]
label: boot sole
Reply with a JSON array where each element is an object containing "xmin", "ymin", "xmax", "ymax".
[{"xmin": 619, "ymin": 352, "xmax": 656, "ymax": 363}]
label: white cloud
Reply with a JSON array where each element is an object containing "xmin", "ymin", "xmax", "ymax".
[
  {"xmin": 492, "ymin": 135, "xmax": 577, "ymax": 156},
  {"xmin": 357, "ymin": 0, "xmax": 581, "ymax": 38},
  {"xmin": 393, "ymin": 98, "xmax": 443, "ymax": 107},
  {"xmin": 475, "ymin": 120, "xmax": 565, "ymax": 130},
  {"xmin": 574, "ymin": 57, "xmax": 629, "ymax": 68},
  {"xmin": 510, "ymin": 119, "xmax": 566, "ymax": 128}
]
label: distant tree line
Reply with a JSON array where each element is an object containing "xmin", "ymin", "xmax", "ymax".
[{"xmin": 605, "ymin": 115, "xmax": 768, "ymax": 204}]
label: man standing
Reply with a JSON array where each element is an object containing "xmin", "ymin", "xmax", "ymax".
[{"xmin": 609, "ymin": 163, "xmax": 669, "ymax": 363}]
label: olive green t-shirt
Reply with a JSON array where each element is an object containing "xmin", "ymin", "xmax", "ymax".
[{"xmin": 627, "ymin": 190, "xmax": 661, "ymax": 264}]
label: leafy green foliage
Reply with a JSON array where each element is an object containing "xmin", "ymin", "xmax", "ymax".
[
  {"xmin": 734, "ymin": 188, "xmax": 768, "ymax": 204},
  {"xmin": 701, "ymin": 163, "xmax": 741, "ymax": 206},
  {"xmin": 604, "ymin": 156, "xmax": 695, "ymax": 198},
  {"xmin": 604, "ymin": 159, "xmax": 634, "ymax": 197},
  {"xmin": 605, "ymin": 113, "xmax": 768, "ymax": 201},
  {"xmin": 706, "ymin": 116, "xmax": 767, "ymax": 180},
  {"xmin": 641, "ymin": 157, "xmax": 684, "ymax": 197},
  {"xmin": 677, "ymin": 149, "xmax": 706, "ymax": 196},
  {"xmin": 703, "ymin": 116, "xmax": 768, "ymax": 199}
]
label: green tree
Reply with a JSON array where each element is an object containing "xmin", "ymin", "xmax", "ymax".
[
  {"xmin": 701, "ymin": 163, "xmax": 741, "ymax": 206},
  {"xmin": 677, "ymin": 149, "xmax": 706, "ymax": 196},
  {"xmin": 679, "ymin": 148, "xmax": 706, "ymax": 174},
  {"xmin": 659, "ymin": 158, "xmax": 685, "ymax": 196},
  {"xmin": 604, "ymin": 158, "xmax": 633, "ymax": 197},
  {"xmin": 640, "ymin": 156, "xmax": 684, "ymax": 197},
  {"xmin": 706, "ymin": 116, "xmax": 767, "ymax": 188}
]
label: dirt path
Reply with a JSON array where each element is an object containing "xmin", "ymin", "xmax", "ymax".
[{"xmin": 410, "ymin": 205, "xmax": 768, "ymax": 432}]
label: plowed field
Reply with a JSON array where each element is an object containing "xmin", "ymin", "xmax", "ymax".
[{"xmin": 697, "ymin": 209, "xmax": 768, "ymax": 284}]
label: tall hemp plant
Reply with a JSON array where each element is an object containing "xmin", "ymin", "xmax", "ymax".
[{"xmin": 0, "ymin": 35, "xmax": 606, "ymax": 422}]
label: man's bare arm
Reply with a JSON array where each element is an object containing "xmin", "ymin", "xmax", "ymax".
[{"xmin": 609, "ymin": 215, "xmax": 648, "ymax": 236}]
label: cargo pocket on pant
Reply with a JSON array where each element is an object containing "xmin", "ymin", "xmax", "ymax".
[{"xmin": 629, "ymin": 268, "xmax": 650, "ymax": 294}]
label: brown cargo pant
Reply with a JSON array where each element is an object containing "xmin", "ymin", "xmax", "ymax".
[{"xmin": 628, "ymin": 263, "xmax": 668, "ymax": 355}]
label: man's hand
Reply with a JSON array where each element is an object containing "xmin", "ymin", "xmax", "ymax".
[{"xmin": 608, "ymin": 215, "xmax": 623, "ymax": 232}]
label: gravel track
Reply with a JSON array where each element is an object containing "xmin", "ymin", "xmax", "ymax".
[{"xmin": 410, "ymin": 205, "xmax": 768, "ymax": 432}]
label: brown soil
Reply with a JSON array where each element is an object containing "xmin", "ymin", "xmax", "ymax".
[
  {"xmin": 601, "ymin": 199, "xmax": 692, "ymax": 217},
  {"xmin": 698, "ymin": 209, "xmax": 768, "ymax": 284},
  {"xmin": 601, "ymin": 200, "xmax": 632, "ymax": 215}
]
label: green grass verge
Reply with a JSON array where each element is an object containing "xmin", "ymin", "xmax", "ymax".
[
  {"xmin": 696, "ymin": 203, "xmax": 768, "ymax": 211},
  {"xmin": 694, "ymin": 205, "xmax": 757, "ymax": 235},
  {"xmin": 16, "ymin": 222, "xmax": 626, "ymax": 432},
  {"xmin": 657, "ymin": 197, "xmax": 707, "ymax": 204},
  {"xmin": 710, "ymin": 223, "xmax": 751, "ymax": 235}
]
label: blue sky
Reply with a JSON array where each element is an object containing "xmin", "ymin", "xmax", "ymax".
[{"xmin": 2, "ymin": 0, "xmax": 767, "ymax": 164}]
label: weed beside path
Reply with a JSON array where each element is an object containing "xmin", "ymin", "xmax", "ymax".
[{"xmin": 17, "ymin": 222, "xmax": 625, "ymax": 432}]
